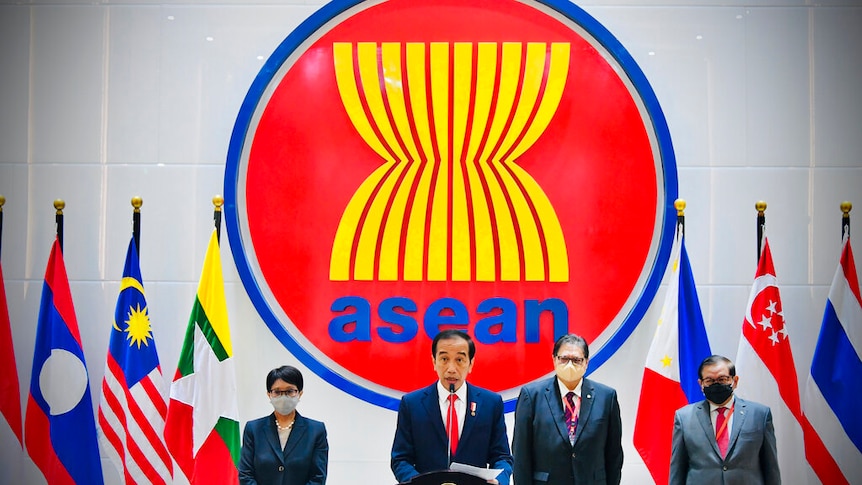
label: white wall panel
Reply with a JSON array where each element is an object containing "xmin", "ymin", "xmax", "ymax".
[
  {"xmin": 744, "ymin": 8, "xmax": 811, "ymax": 167},
  {"xmin": 0, "ymin": 6, "xmax": 30, "ymax": 165},
  {"xmin": 26, "ymin": 164, "xmax": 104, "ymax": 280},
  {"xmin": 31, "ymin": 6, "xmax": 105, "ymax": 165},
  {"xmin": 812, "ymin": 7, "xmax": 862, "ymax": 166}
]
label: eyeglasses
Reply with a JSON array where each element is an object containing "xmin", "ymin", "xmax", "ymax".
[
  {"xmin": 701, "ymin": 376, "xmax": 733, "ymax": 386},
  {"xmin": 269, "ymin": 388, "xmax": 300, "ymax": 397},
  {"xmin": 555, "ymin": 355, "xmax": 585, "ymax": 366}
]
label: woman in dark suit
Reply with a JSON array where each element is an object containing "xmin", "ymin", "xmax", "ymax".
[{"xmin": 239, "ymin": 365, "xmax": 328, "ymax": 485}]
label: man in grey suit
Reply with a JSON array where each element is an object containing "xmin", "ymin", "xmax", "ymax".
[
  {"xmin": 513, "ymin": 334, "xmax": 623, "ymax": 485},
  {"xmin": 670, "ymin": 355, "xmax": 780, "ymax": 485}
]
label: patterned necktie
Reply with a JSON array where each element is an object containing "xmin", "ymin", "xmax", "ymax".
[
  {"xmin": 715, "ymin": 406, "xmax": 729, "ymax": 458},
  {"xmin": 564, "ymin": 391, "xmax": 579, "ymax": 445},
  {"xmin": 446, "ymin": 393, "xmax": 459, "ymax": 455}
]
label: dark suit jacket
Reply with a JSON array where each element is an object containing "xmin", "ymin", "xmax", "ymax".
[
  {"xmin": 512, "ymin": 377, "xmax": 623, "ymax": 485},
  {"xmin": 239, "ymin": 412, "xmax": 328, "ymax": 485},
  {"xmin": 670, "ymin": 397, "xmax": 779, "ymax": 485},
  {"xmin": 391, "ymin": 382, "xmax": 513, "ymax": 485}
]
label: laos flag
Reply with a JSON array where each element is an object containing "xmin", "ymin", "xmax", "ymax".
[{"xmin": 25, "ymin": 238, "xmax": 103, "ymax": 484}]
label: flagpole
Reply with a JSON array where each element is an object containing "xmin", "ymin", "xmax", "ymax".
[
  {"xmin": 675, "ymin": 198, "xmax": 686, "ymax": 235},
  {"xmin": 54, "ymin": 199, "xmax": 65, "ymax": 252},
  {"xmin": 840, "ymin": 201, "xmax": 851, "ymax": 240},
  {"xmin": 213, "ymin": 195, "xmax": 223, "ymax": 244},
  {"xmin": 0, "ymin": 195, "xmax": 5, "ymax": 260},
  {"xmin": 132, "ymin": 196, "xmax": 142, "ymax": 257},
  {"xmin": 755, "ymin": 200, "xmax": 766, "ymax": 261}
]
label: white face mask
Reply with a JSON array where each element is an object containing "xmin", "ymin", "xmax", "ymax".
[
  {"xmin": 270, "ymin": 395, "xmax": 300, "ymax": 415},
  {"xmin": 556, "ymin": 361, "xmax": 586, "ymax": 383}
]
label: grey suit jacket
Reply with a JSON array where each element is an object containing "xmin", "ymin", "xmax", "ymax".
[
  {"xmin": 512, "ymin": 377, "xmax": 623, "ymax": 485},
  {"xmin": 669, "ymin": 397, "xmax": 779, "ymax": 485}
]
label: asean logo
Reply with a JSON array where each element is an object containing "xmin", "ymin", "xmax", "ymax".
[{"xmin": 225, "ymin": 0, "xmax": 677, "ymax": 410}]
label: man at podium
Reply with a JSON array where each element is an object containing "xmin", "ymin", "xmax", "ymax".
[{"xmin": 390, "ymin": 330, "xmax": 513, "ymax": 485}]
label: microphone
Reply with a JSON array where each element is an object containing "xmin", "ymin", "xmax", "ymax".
[{"xmin": 447, "ymin": 383, "xmax": 455, "ymax": 467}]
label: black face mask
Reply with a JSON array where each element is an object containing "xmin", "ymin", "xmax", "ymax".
[{"xmin": 703, "ymin": 383, "xmax": 733, "ymax": 405}]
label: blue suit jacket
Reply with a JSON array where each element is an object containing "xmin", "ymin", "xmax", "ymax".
[
  {"xmin": 512, "ymin": 377, "xmax": 623, "ymax": 485},
  {"xmin": 239, "ymin": 412, "xmax": 328, "ymax": 485},
  {"xmin": 670, "ymin": 397, "xmax": 779, "ymax": 485},
  {"xmin": 391, "ymin": 382, "xmax": 513, "ymax": 485}
]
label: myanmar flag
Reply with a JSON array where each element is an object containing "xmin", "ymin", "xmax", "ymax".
[{"xmin": 164, "ymin": 230, "xmax": 239, "ymax": 484}]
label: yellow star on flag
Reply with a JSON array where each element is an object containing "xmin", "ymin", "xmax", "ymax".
[{"xmin": 125, "ymin": 303, "xmax": 153, "ymax": 349}]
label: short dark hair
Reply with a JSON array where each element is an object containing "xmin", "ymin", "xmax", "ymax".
[
  {"xmin": 697, "ymin": 355, "xmax": 736, "ymax": 379},
  {"xmin": 552, "ymin": 333, "xmax": 589, "ymax": 360},
  {"xmin": 431, "ymin": 329, "xmax": 475, "ymax": 360},
  {"xmin": 266, "ymin": 365, "xmax": 304, "ymax": 392}
]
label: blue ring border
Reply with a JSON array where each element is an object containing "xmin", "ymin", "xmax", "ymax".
[{"xmin": 224, "ymin": 0, "xmax": 679, "ymax": 412}]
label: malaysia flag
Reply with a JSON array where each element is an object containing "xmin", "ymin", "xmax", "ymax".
[
  {"xmin": 98, "ymin": 237, "xmax": 172, "ymax": 484},
  {"xmin": 25, "ymin": 238, "xmax": 103, "ymax": 484},
  {"xmin": 633, "ymin": 223, "xmax": 711, "ymax": 484},
  {"xmin": 735, "ymin": 237, "xmax": 846, "ymax": 484},
  {"xmin": 804, "ymin": 236, "xmax": 861, "ymax": 481}
]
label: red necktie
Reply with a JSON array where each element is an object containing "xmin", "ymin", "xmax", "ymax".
[
  {"xmin": 447, "ymin": 394, "xmax": 459, "ymax": 455},
  {"xmin": 715, "ymin": 406, "xmax": 729, "ymax": 458},
  {"xmin": 564, "ymin": 392, "xmax": 579, "ymax": 444}
]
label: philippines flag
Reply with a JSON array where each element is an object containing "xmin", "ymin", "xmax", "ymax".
[
  {"xmin": 804, "ymin": 236, "xmax": 861, "ymax": 481},
  {"xmin": 634, "ymin": 223, "xmax": 711, "ymax": 484},
  {"xmin": 98, "ymin": 237, "xmax": 172, "ymax": 483},
  {"xmin": 24, "ymin": 238, "xmax": 103, "ymax": 484},
  {"xmin": 735, "ymin": 237, "xmax": 847, "ymax": 484}
]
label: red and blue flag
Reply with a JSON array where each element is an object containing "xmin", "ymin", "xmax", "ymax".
[
  {"xmin": 24, "ymin": 238, "xmax": 103, "ymax": 484},
  {"xmin": 805, "ymin": 236, "xmax": 861, "ymax": 481},
  {"xmin": 633, "ymin": 223, "xmax": 712, "ymax": 484},
  {"xmin": 98, "ymin": 237, "xmax": 172, "ymax": 483}
]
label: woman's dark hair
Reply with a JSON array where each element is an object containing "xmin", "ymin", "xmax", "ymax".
[{"xmin": 266, "ymin": 365, "xmax": 304, "ymax": 392}]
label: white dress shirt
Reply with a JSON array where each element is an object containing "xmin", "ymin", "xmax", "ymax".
[{"xmin": 438, "ymin": 381, "xmax": 467, "ymax": 439}]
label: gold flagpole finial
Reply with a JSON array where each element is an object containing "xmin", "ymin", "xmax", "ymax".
[
  {"xmin": 755, "ymin": 200, "xmax": 767, "ymax": 215},
  {"xmin": 54, "ymin": 199, "xmax": 65, "ymax": 214},
  {"xmin": 213, "ymin": 195, "xmax": 224, "ymax": 210},
  {"xmin": 131, "ymin": 196, "xmax": 143, "ymax": 211},
  {"xmin": 841, "ymin": 201, "xmax": 852, "ymax": 240},
  {"xmin": 0, "ymin": 194, "xmax": 5, "ymax": 210},
  {"xmin": 674, "ymin": 199, "xmax": 686, "ymax": 216}
]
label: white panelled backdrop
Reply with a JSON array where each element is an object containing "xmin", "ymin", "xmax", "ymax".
[{"xmin": 0, "ymin": 1, "xmax": 860, "ymax": 484}]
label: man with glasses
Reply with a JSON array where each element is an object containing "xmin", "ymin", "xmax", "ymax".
[
  {"xmin": 512, "ymin": 333, "xmax": 623, "ymax": 484},
  {"xmin": 670, "ymin": 355, "xmax": 779, "ymax": 485}
]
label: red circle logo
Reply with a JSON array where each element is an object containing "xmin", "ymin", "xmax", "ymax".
[{"xmin": 225, "ymin": 0, "xmax": 677, "ymax": 409}]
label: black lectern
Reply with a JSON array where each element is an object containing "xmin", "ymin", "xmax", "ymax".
[{"xmin": 399, "ymin": 470, "xmax": 489, "ymax": 485}]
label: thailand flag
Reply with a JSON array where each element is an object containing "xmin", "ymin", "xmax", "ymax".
[
  {"xmin": 633, "ymin": 223, "xmax": 711, "ymax": 484},
  {"xmin": 805, "ymin": 236, "xmax": 861, "ymax": 481},
  {"xmin": 24, "ymin": 238, "xmax": 103, "ymax": 484}
]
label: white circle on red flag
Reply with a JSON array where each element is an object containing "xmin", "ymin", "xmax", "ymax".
[{"xmin": 39, "ymin": 348, "xmax": 88, "ymax": 415}]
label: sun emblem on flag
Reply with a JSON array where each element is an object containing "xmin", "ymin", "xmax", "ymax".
[{"xmin": 123, "ymin": 303, "xmax": 153, "ymax": 349}]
